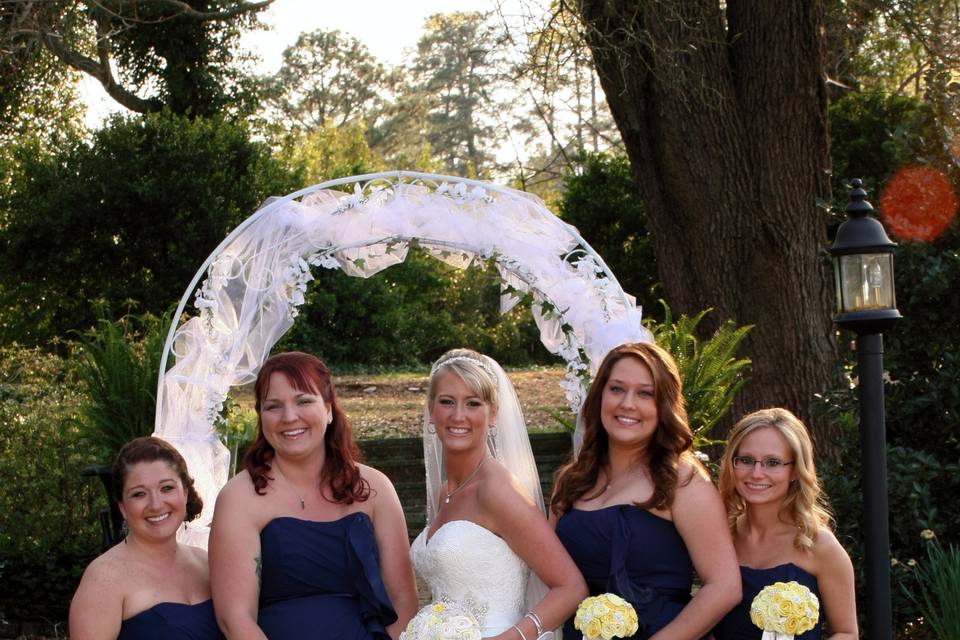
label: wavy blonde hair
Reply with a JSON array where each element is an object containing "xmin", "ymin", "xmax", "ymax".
[{"xmin": 719, "ymin": 408, "xmax": 832, "ymax": 551}]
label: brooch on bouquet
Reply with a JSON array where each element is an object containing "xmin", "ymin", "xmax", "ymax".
[
  {"xmin": 573, "ymin": 593, "xmax": 639, "ymax": 640},
  {"xmin": 400, "ymin": 601, "xmax": 483, "ymax": 640},
  {"xmin": 750, "ymin": 580, "xmax": 820, "ymax": 640}
]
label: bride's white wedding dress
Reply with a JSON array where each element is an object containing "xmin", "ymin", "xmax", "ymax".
[{"xmin": 412, "ymin": 520, "xmax": 529, "ymax": 637}]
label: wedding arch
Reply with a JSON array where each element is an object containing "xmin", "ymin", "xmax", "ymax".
[{"xmin": 154, "ymin": 171, "xmax": 652, "ymax": 543}]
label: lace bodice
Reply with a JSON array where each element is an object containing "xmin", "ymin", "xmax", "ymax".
[{"xmin": 411, "ymin": 520, "xmax": 528, "ymax": 636}]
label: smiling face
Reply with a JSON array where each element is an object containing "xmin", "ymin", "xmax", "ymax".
[
  {"xmin": 118, "ymin": 460, "xmax": 187, "ymax": 542},
  {"xmin": 733, "ymin": 426, "xmax": 796, "ymax": 506},
  {"xmin": 599, "ymin": 356, "xmax": 659, "ymax": 450},
  {"xmin": 259, "ymin": 371, "xmax": 331, "ymax": 461},
  {"xmin": 429, "ymin": 371, "xmax": 497, "ymax": 455}
]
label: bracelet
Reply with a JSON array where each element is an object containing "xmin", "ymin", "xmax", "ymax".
[
  {"xmin": 524, "ymin": 611, "xmax": 544, "ymax": 636},
  {"xmin": 512, "ymin": 623, "xmax": 529, "ymax": 640}
]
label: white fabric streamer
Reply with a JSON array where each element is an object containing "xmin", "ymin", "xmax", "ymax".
[{"xmin": 154, "ymin": 172, "xmax": 652, "ymax": 546}]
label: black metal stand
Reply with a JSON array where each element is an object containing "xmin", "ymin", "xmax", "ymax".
[
  {"xmin": 81, "ymin": 464, "xmax": 124, "ymax": 552},
  {"xmin": 856, "ymin": 332, "xmax": 893, "ymax": 640}
]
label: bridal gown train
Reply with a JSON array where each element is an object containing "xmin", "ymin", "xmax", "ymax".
[{"xmin": 411, "ymin": 520, "xmax": 529, "ymax": 637}]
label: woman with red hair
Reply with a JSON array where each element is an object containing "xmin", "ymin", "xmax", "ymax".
[{"xmin": 209, "ymin": 352, "xmax": 416, "ymax": 639}]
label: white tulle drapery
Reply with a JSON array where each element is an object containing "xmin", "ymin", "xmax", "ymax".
[{"xmin": 154, "ymin": 172, "xmax": 652, "ymax": 545}]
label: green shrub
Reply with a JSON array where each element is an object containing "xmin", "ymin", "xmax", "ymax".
[
  {"xmin": 558, "ymin": 152, "xmax": 660, "ymax": 307},
  {"xmin": 645, "ymin": 301, "xmax": 752, "ymax": 448},
  {"xmin": 0, "ymin": 345, "xmax": 102, "ymax": 622},
  {"xmin": 279, "ymin": 250, "xmax": 551, "ymax": 368},
  {"xmin": 818, "ymin": 412, "xmax": 960, "ymax": 638},
  {"xmin": 0, "ymin": 111, "xmax": 303, "ymax": 346},
  {"xmin": 75, "ymin": 312, "xmax": 171, "ymax": 462}
]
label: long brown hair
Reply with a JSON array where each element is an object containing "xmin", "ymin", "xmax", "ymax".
[
  {"xmin": 112, "ymin": 436, "xmax": 203, "ymax": 521},
  {"xmin": 550, "ymin": 342, "xmax": 697, "ymax": 516},
  {"xmin": 719, "ymin": 408, "xmax": 832, "ymax": 551},
  {"xmin": 243, "ymin": 352, "xmax": 370, "ymax": 504}
]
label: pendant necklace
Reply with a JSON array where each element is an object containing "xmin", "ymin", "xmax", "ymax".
[
  {"xmin": 603, "ymin": 463, "xmax": 644, "ymax": 493},
  {"xmin": 444, "ymin": 456, "xmax": 489, "ymax": 504},
  {"xmin": 272, "ymin": 462, "xmax": 307, "ymax": 510}
]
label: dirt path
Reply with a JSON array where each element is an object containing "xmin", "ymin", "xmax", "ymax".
[{"xmin": 335, "ymin": 366, "xmax": 572, "ymax": 439}]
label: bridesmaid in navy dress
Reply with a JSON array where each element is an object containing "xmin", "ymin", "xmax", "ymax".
[
  {"xmin": 69, "ymin": 437, "xmax": 223, "ymax": 640},
  {"xmin": 209, "ymin": 352, "xmax": 417, "ymax": 639},
  {"xmin": 551, "ymin": 342, "xmax": 741, "ymax": 639},
  {"xmin": 713, "ymin": 408, "xmax": 857, "ymax": 640}
]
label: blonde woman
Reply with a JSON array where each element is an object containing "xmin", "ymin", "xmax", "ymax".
[
  {"xmin": 412, "ymin": 348, "xmax": 586, "ymax": 638},
  {"xmin": 712, "ymin": 408, "xmax": 857, "ymax": 640}
]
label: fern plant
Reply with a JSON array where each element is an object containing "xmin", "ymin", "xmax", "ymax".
[
  {"xmin": 909, "ymin": 538, "xmax": 960, "ymax": 639},
  {"xmin": 551, "ymin": 302, "xmax": 751, "ymax": 449},
  {"xmin": 645, "ymin": 301, "xmax": 752, "ymax": 448},
  {"xmin": 75, "ymin": 311, "xmax": 171, "ymax": 462}
]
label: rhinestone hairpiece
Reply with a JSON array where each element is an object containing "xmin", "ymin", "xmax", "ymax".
[{"xmin": 430, "ymin": 355, "xmax": 495, "ymax": 378}]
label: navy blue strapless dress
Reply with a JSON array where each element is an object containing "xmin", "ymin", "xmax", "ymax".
[
  {"xmin": 712, "ymin": 563, "xmax": 822, "ymax": 640},
  {"xmin": 257, "ymin": 513, "xmax": 397, "ymax": 639},
  {"xmin": 556, "ymin": 505, "xmax": 694, "ymax": 639},
  {"xmin": 117, "ymin": 600, "xmax": 223, "ymax": 640}
]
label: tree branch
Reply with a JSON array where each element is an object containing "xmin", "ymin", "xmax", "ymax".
[
  {"xmin": 110, "ymin": 0, "xmax": 275, "ymax": 22},
  {"xmin": 39, "ymin": 20, "xmax": 163, "ymax": 113}
]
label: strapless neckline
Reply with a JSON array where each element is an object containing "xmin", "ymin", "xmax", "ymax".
[
  {"xmin": 123, "ymin": 599, "xmax": 212, "ymax": 623},
  {"xmin": 412, "ymin": 518, "xmax": 529, "ymax": 636},
  {"xmin": 420, "ymin": 519, "xmax": 503, "ymax": 547}
]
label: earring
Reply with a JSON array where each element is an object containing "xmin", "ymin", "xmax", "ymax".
[
  {"xmin": 487, "ymin": 427, "xmax": 498, "ymax": 458},
  {"xmin": 427, "ymin": 422, "xmax": 436, "ymax": 434}
]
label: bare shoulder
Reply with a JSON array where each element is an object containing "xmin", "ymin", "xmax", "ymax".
[
  {"xmin": 358, "ymin": 463, "xmax": 394, "ymax": 492},
  {"xmin": 812, "ymin": 527, "xmax": 853, "ymax": 567},
  {"xmin": 180, "ymin": 542, "xmax": 209, "ymax": 566},
  {"xmin": 476, "ymin": 460, "xmax": 535, "ymax": 512},
  {"xmin": 673, "ymin": 459, "xmax": 717, "ymax": 500},
  {"xmin": 216, "ymin": 470, "xmax": 256, "ymax": 505},
  {"xmin": 76, "ymin": 545, "xmax": 127, "ymax": 595},
  {"xmin": 211, "ymin": 470, "xmax": 261, "ymax": 530}
]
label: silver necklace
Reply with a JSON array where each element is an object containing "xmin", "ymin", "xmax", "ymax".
[
  {"xmin": 272, "ymin": 462, "xmax": 307, "ymax": 510},
  {"xmin": 444, "ymin": 456, "xmax": 489, "ymax": 504},
  {"xmin": 602, "ymin": 463, "xmax": 644, "ymax": 493}
]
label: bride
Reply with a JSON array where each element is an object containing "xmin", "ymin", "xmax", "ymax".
[{"xmin": 412, "ymin": 349, "xmax": 586, "ymax": 639}]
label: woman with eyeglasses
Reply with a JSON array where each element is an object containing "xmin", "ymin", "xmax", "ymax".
[{"xmin": 712, "ymin": 408, "xmax": 857, "ymax": 640}]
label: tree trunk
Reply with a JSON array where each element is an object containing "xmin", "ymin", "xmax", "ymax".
[{"xmin": 578, "ymin": 0, "xmax": 839, "ymax": 446}]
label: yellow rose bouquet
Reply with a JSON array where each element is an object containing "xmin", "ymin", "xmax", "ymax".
[
  {"xmin": 573, "ymin": 593, "xmax": 639, "ymax": 640},
  {"xmin": 749, "ymin": 581, "xmax": 820, "ymax": 640},
  {"xmin": 400, "ymin": 601, "xmax": 483, "ymax": 640}
]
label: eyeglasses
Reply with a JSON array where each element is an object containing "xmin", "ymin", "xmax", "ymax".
[{"xmin": 732, "ymin": 456, "xmax": 794, "ymax": 471}]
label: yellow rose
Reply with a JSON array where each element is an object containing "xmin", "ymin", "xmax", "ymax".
[
  {"xmin": 432, "ymin": 602, "xmax": 446, "ymax": 613},
  {"xmin": 606, "ymin": 593, "xmax": 628, "ymax": 607},
  {"xmin": 585, "ymin": 618, "xmax": 603, "ymax": 639},
  {"xmin": 601, "ymin": 622, "xmax": 620, "ymax": 640},
  {"xmin": 784, "ymin": 616, "xmax": 800, "ymax": 635}
]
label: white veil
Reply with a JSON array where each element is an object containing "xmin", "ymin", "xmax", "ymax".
[{"xmin": 422, "ymin": 352, "xmax": 550, "ymax": 617}]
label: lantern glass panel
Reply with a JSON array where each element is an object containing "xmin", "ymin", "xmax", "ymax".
[{"xmin": 835, "ymin": 253, "xmax": 896, "ymax": 313}]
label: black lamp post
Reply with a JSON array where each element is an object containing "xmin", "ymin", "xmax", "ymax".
[{"xmin": 829, "ymin": 178, "xmax": 901, "ymax": 640}]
